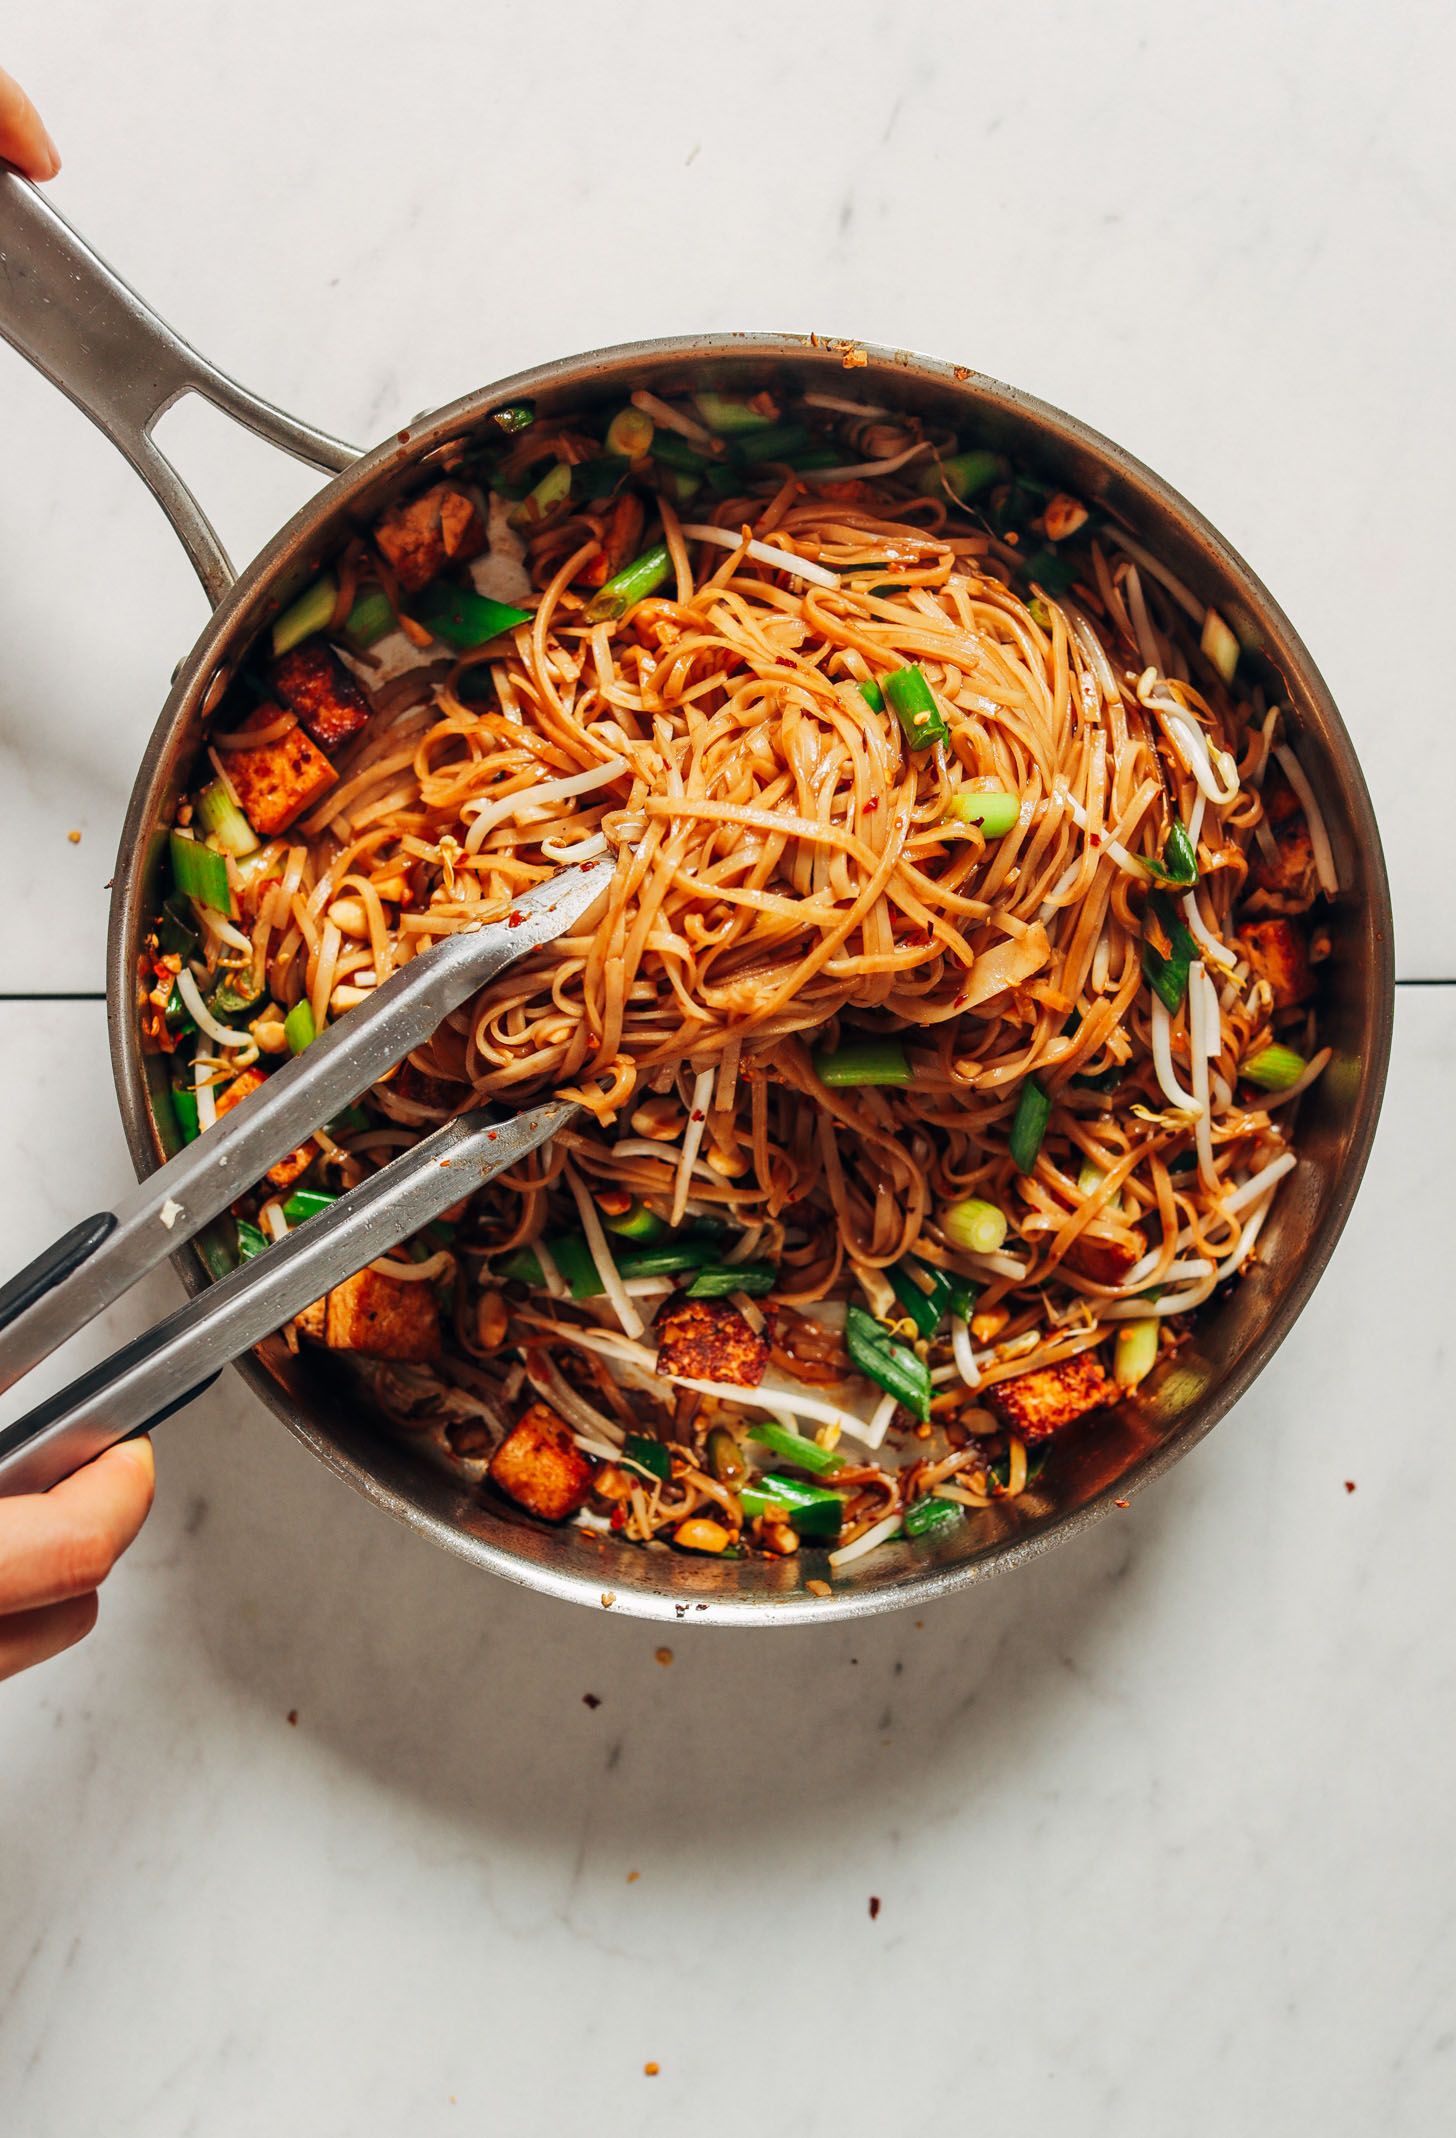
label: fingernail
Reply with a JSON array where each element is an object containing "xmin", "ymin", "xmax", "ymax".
[{"xmin": 39, "ymin": 129, "xmax": 61, "ymax": 179}]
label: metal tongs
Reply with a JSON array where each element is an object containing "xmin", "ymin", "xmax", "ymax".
[{"xmin": 0, "ymin": 860, "xmax": 613, "ymax": 1498}]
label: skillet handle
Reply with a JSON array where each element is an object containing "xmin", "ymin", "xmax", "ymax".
[{"xmin": 0, "ymin": 165, "xmax": 360, "ymax": 607}]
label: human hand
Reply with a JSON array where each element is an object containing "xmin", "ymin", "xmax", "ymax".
[
  {"xmin": 0, "ymin": 1440, "xmax": 155, "ymax": 1681},
  {"xmin": 0, "ymin": 65, "xmax": 60, "ymax": 180}
]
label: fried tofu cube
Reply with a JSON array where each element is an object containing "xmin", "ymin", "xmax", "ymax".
[
  {"xmin": 374, "ymin": 482, "xmax": 486, "ymax": 595},
  {"xmin": 580, "ymin": 492, "xmax": 646, "ymax": 587},
  {"xmin": 214, "ymin": 1066, "xmax": 317, "ymax": 1189},
  {"xmin": 653, "ymin": 1297, "xmax": 769, "ymax": 1387},
  {"xmin": 987, "ymin": 1351, "xmax": 1115, "ymax": 1443},
  {"xmin": 323, "ymin": 1267, "xmax": 441, "ymax": 1360},
  {"xmin": 270, "ymin": 643, "xmax": 371, "ymax": 753},
  {"xmin": 488, "ymin": 1400, "xmax": 594, "ymax": 1521},
  {"xmin": 223, "ymin": 705, "xmax": 338, "ymax": 836},
  {"xmin": 1241, "ymin": 919, "xmax": 1314, "ymax": 1008},
  {"xmin": 1065, "ymin": 1230, "xmax": 1146, "ymax": 1286}
]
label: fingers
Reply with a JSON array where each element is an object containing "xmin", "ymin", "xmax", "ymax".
[
  {"xmin": 0, "ymin": 66, "xmax": 60, "ymax": 181},
  {"xmin": 0, "ymin": 1592, "xmax": 98, "ymax": 1683},
  {"xmin": 0, "ymin": 1437, "xmax": 154, "ymax": 1616}
]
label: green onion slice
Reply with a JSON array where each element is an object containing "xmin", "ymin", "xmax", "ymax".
[
  {"xmin": 169, "ymin": 830, "xmax": 232, "ymax": 914},
  {"xmin": 281, "ymin": 1188, "xmax": 337, "ymax": 1224},
  {"xmin": 888, "ymin": 1257, "xmax": 953, "ymax": 1338},
  {"xmin": 584, "ymin": 542, "xmax": 673, "ymax": 623},
  {"xmin": 1142, "ymin": 814, "xmax": 1198, "ymax": 888},
  {"xmin": 685, "ymin": 1263, "xmax": 778, "ymax": 1299},
  {"xmin": 903, "ymin": 1495, "xmax": 963, "ymax": 1539},
  {"xmin": 413, "ymin": 582, "xmax": 531, "ymax": 650},
  {"xmin": 845, "ymin": 1303, "xmax": 931, "ymax": 1423},
  {"xmin": 749, "ymin": 1421, "xmax": 846, "ymax": 1476},
  {"xmin": 235, "ymin": 1217, "xmax": 269, "ymax": 1263},
  {"xmin": 738, "ymin": 1473, "xmax": 844, "ymax": 1539},
  {"xmin": 883, "ymin": 664, "xmax": 950, "ymax": 748},
  {"xmin": 693, "ymin": 390, "xmax": 779, "ymax": 433},
  {"xmin": 1009, "ymin": 1077, "xmax": 1051, "ymax": 1174},
  {"xmin": 917, "ymin": 448, "xmax": 1000, "ymax": 502},
  {"xmin": 943, "ymin": 788, "xmax": 1020, "ymax": 837},
  {"xmin": 942, "ymin": 1198, "xmax": 1009, "ymax": 1255},
  {"xmin": 602, "ymin": 1200, "xmax": 668, "ymax": 1243},
  {"xmin": 812, "ymin": 1039, "xmax": 911, "ymax": 1087},
  {"xmin": 605, "ymin": 407, "xmax": 654, "ymax": 457},
  {"xmin": 856, "ymin": 677, "xmax": 885, "ymax": 714},
  {"xmin": 1242, "ymin": 1044, "xmax": 1309, "ymax": 1091},
  {"xmin": 284, "ymin": 1000, "xmax": 316, "ymax": 1055},
  {"xmin": 1142, "ymin": 891, "xmax": 1199, "ymax": 1013},
  {"xmin": 621, "ymin": 1434, "xmax": 672, "ymax": 1484}
]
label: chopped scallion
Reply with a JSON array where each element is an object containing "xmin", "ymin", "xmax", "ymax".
[
  {"xmin": 693, "ymin": 389, "xmax": 778, "ymax": 433},
  {"xmin": 883, "ymin": 664, "xmax": 950, "ymax": 748},
  {"xmin": 235, "ymin": 1217, "xmax": 268, "ymax": 1262},
  {"xmin": 284, "ymin": 1000, "xmax": 316, "ymax": 1055},
  {"xmin": 196, "ymin": 780, "xmax": 259, "ymax": 858},
  {"xmin": 739, "ymin": 1473, "xmax": 844, "ymax": 1540},
  {"xmin": 508, "ymin": 459, "xmax": 572, "ymax": 531},
  {"xmin": 1201, "ymin": 606, "xmax": 1239, "ymax": 684},
  {"xmin": 621, "ymin": 1434, "xmax": 672, "ymax": 1484},
  {"xmin": 845, "ymin": 1303, "xmax": 931, "ymax": 1423},
  {"xmin": 413, "ymin": 582, "xmax": 530, "ymax": 650},
  {"xmin": 1113, "ymin": 1318, "xmax": 1160, "ymax": 1389},
  {"xmin": 812, "ymin": 1039, "xmax": 911, "ymax": 1087},
  {"xmin": 281, "ymin": 1189, "xmax": 337, "ymax": 1224},
  {"xmin": 685, "ymin": 1262, "xmax": 778, "ymax": 1299},
  {"xmin": 942, "ymin": 1198, "xmax": 1009, "ymax": 1255},
  {"xmin": 1242, "ymin": 1043, "xmax": 1308, "ymax": 1091},
  {"xmin": 601, "ymin": 1200, "xmax": 668, "ymax": 1244},
  {"xmin": 605, "ymin": 406, "xmax": 654, "ymax": 457},
  {"xmin": 1142, "ymin": 814, "xmax": 1198, "ymax": 888},
  {"xmin": 343, "ymin": 586, "xmax": 396, "ymax": 648},
  {"xmin": 749, "ymin": 1421, "xmax": 846, "ymax": 1476},
  {"xmin": 271, "ymin": 575, "xmax": 338, "ymax": 657},
  {"xmin": 169, "ymin": 830, "xmax": 232, "ymax": 914},
  {"xmin": 917, "ymin": 447, "xmax": 1000, "ymax": 502},
  {"xmin": 1009, "ymin": 1077, "xmax": 1051, "ymax": 1173},
  {"xmin": 888, "ymin": 1257, "xmax": 952, "ymax": 1339},
  {"xmin": 490, "ymin": 402, "xmax": 535, "ymax": 436},
  {"xmin": 943, "ymin": 788, "xmax": 1020, "ymax": 837},
  {"xmin": 903, "ymin": 1495, "xmax": 963, "ymax": 1539},
  {"xmin": 857, "ymin": 677, "xmax": 885, "ymax": 713},
  {"xmin": 1142, "ymin": 891, "xmax": 1198, "ymax": 1013},
  {"xmin": 170, "ymin": 1084, "xmax": 200, "ymax": 1144},
  {"xmin": 732, "ymin": 424, "xmax": 810, "ymax": 465},
  {"xmin": 584, "ymin": 542, "xmax": 673, "ymax": 623}
]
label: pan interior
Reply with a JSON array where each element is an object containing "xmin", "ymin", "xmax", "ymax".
[{"xmin": 107, "ymin": 336, "xmax": 1393, "ymax": 1624}]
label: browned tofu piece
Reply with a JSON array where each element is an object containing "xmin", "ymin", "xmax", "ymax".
[
  {"xmin": 986, "ymin": 1351, "xmax": 1115, "ymax": 1443},
  {"xmin": 270, "ymin": 643, "xmax": 371, "ymax": 753},
  {"xmin": 214, "ymin": 1066, "xmax": 317, "ymax": 1189},
  {"xmin": 488, "ymin": 1401, "xmax": 594, "ymax": 1521},
  {"xmin": 580, "ymin": 492, "xmax": 646, "ymax": 588},
  {"xmin": 654, "ymin": 1297, "xmax": 769, "ymax": 1388},
  {"xmin": 1065, "ymin": 1229, "xmax": 1146, "ymax": 1287},
  {"xmin": 1240, "ymin": 919, "xmax": 1314, "ymax": 1008},
  {"xmin": 323, "ymin": 1267, "xmax": 441, "ymax": 1360},
  {"xmin": 374, "ymin": 482, "xmax": 486, "ymax": 595},
  {"xmin": 1247, "ymin": 774, "xmax": 1317, "ymax": 915},
  {"xmin": 224, "ymin": 706, "xmax": 338, "ymax": 836}
]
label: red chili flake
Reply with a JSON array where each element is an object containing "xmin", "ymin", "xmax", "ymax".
[
  {"xmin": 691, "ymin": 1109, "xmax": 706, "ymax": 1122},
  {"xmin": 1114, "ymin": 1497, "xmax": 1130, "ymax": 1508},
  {"xmin": 868, "ymin": 1896, "xmax": 881, "ymax": 1921},
  {"xmin": 582, "ymin": 1693, "xmax": 602, "ymax": 1708},
  {"xmin": 1344, "ymin": 1480, "xmax": 1357, "ymax": 1494},
  {"xmin": 1089, "ymin": 833, "xmax": 1102, "ymax": 847},
  {"xmin": 862, "ymin": 797, "xmax": 879, "ymax": 813},
  {"xmin": 506, "ymin": 909, "xmax": 526, "ymax": 928},
  {"xmin": 486, "ymin": 1130, "xmax": 498, "ymax": 1140},
  {"xmin": 287, "ymin": 1710, "xmax": 299, "ymax": 1727},
  {"xmin": 610, "ymin": 1505, "xmax": 628, "ymax": 1530}
]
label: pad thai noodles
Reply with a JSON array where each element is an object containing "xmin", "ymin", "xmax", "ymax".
[{"xmin": 141, "ymin": 378, "xmax": 1335, "ymax": 1571}]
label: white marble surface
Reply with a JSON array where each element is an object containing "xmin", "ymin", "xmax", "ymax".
[
  {"xmin": 1, "ymin": 7, "xmax": 1454, "ymax": 2133},
  {"xmin": 1, "ymin": 990, "xmax": 1453, "ymax": 2135},
  {"xmin": 0, "ymin": 1, "xmax": 1453, "ymax": 984}
]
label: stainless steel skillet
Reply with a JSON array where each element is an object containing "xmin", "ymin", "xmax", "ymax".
[{"xmin": 0, "ymin": 168, "xmax": 1394, "ymax": 1626}]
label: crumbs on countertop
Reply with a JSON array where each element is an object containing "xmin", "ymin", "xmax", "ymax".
[
  {"xmin": 67, "ymin": 828, "xmax": 81, "ymax": 844},
  {"xmin": 868, "ymin": 1896, "xmax": 881, "ymax": 1920},
  {"xmin": 654, "ymin": 1646, "xmax": 673, "ymax": 1666},
  {"xmin": 582, "ymin": 1693, "xmax": 601, "ymax": 1708},
  {"xmin": 1345, "ymin": 1480, "xmax": 1357, "ymax": 1493},
  {"xmin": 287, "ymin": 1710, "xmax": 298, "ymax": 1726}
]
